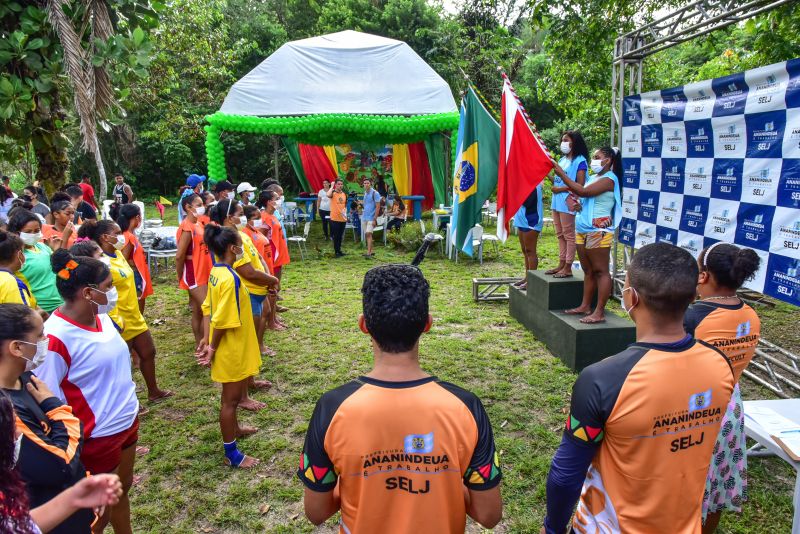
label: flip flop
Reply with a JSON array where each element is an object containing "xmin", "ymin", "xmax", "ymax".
[
  {"xmin": 138, "ymin": 405, "xmax": 150, "ymax": 416},
  {"xmin": 552, "ymin": 273, "xmax": 574, "ymax": 279},
  {"xmin": 148, "ymin": 390, "xmax": 174, "ymax": 404},
  {"xmin": 580, "ymin": 316, "xmax": 606, "ymax": 324},
  {"xmin": 135, "ymin": 445, "xmax": 150, "ymax": 457},
  {"xmin": 544, "ymin": 268, "xmax": 562, "ymax": 275},
  {"xmin": 563, "ymin": 308, "xmax": 591, "ymax": 316}
]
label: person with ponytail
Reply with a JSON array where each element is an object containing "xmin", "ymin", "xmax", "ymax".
[
  {"xmin": 35, "ymin": 250, "xmax": 137, "ymax": 534},
  {"xmin": 0, "ymin": 232, "xmax": 39, "ymax": 311},
  {"xmin": 549, "ymin": 146, "xmax": 622, "ymax": 324},
  {"xmin": 176, "ymin": 194, "xmax": 211, "ymax": 345},
  {"xmin": 112, "ymin": 203, "xmax": 152, "ymax": 313},
  {"xmin": 209, "ymin": 199, "xmax": 277, "ymax": 403},
  {"xmin": 42, "ymin": 201, "xmax": 76, "ymax": 251},
  {"xmin": 194, "ymin": 225, "xmax": 261, "ymax": 469},
  {"xmin": 684, "ymin": 243, "xmax": 762, "ymax": 534},
  {"xmin": 8, "ymin": 210, "xmax": 62, "ymax": 313},
  {"xmin": 242, "ymin": 205, "xmax": 281, "ymax": 348},
  {"xmin": 77, "ymin": 220, "xmax": 172, "ymax": 404},
  {"xmin": 0, "ymin": 391, "xmax": 123, "ymax": 534},
  {"xmin": 0, "ymin": 303, "xmax": 92, "ymax": 533},
  {"xmin": 547, "ymin": 130, "xmax": 588, "ymax": 278}
]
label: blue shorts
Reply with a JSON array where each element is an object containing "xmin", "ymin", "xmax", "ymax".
[{"xmin": 249, "ymin": 293, "xmax": 266, "ymax": 317}]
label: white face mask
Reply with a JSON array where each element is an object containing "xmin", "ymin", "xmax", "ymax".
[
  {"xmin": 193, "ymin": 206, "xmax": 206, "ymax": 217},
  {"xmin": 90, "ymin": 286, "xmax": 118, "ymax": 315},
  {"xmin": 20, "ymin": 232, "xmax": 42, "ymax": 246},
  {"xmin": 13, "ymin": 433, "xmax": 22, "ymax": 466},
  {"xmin": 108, "ymin": 234, "xmax": 126, "ymax": 250},
  {"xmin": 17, "ymin": 251, "xmax": 25, "ymax": 269},
  {"xmin": 560, "ymin": 141, "xmax": 571, "ymax": 154},
  {"xmin": 621, "ymin": 286, "xmax": 638, "ymax": 315},
  {"xmin": 226, "ymin": 191, "xmax": 235, "ymax": 200},
  {"xmin": 18, "ymin": 338, "xmax": 49, "ymax": 371},
  {"xmin": 235, "ymin": 216, "xmax": 247, "ymax": 230},
  {"xmin": 590, "ymin": 159, "xmax": 605, "ymax": 174},
  {"xmin": 244, "ymin": 192, "xmax": 254, "ymax": 201}
]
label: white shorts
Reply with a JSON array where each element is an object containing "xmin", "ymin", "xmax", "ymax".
[{"xmin": 362, "ymin": 220, "xmax": 375, "ymax": 234}]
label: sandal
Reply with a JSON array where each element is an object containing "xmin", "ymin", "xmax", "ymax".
[
  {"xmin": 544, "ymin": 267, "xmax": 562, "ymax": 275},
  {"xmin": 552, "ymin": 273, "xmax": 574, "ymax": 279},
  {"xmin": 580, "ymin": 316, "xmax": 606, "ymax": 324}
]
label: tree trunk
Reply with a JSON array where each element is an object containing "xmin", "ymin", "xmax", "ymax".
[
  {"xmin": 32, "ymin": 94, "xmax": 69, "ymax": 194},
  {"xmin": 93, "ymin": 135, "xmax": 108, "ymax": 200},
  {"xmin": 273, "ymin": 136, "xmax": 279, "ymax": 181}
]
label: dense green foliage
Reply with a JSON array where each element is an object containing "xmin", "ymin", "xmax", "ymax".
[{"xmin": 1, "ymin": 0, "xmax": 799, "ymax": 198}]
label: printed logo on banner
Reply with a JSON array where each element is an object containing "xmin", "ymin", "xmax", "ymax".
[
  {"xmin": 638, "ymin": 190, "xmax": 660, "ymax": 224},
  {"xmin": 641, "ymin": 92, "xmax": 662, "ymax": 125},
  {"xmin": 677, "ymin": 231, "xmax": 703, "ymax": 258},
  {"xmin": 745, "ymin": 64, "xmax": 788, "ymax": 114},
  {"xmin": 622, "ymin": 189, "xmax": 639, "ymax": 219},
  {"xmin": 734, "ymin": 203, "xmax": 775, "ymax": 251},
  {"xmin": 771, "ymin": 207, "xmax": 800, "ymax": 260},
  {"xmin": 684, "ymin": 159, "xmax": 713, "ymax": 197},
  {"xmin": 663, "ymin": 125, "xmax": 687, "ymax": 158},
  {"xmin": 785, "ymin": 59, "xmax": 800, "ymax": 109},
  {"xmin": 764, "ymin": 254, "xmax": 800, "ymax": 306},
  {"xmin": 686, "ymin": 119, "xmax": 714, "ymax": 158},
  {"xmin": 712, "ymin": 116, "xmax": 746, "ymax": 159},
  {"xmin": 783, "ymin": 109, "xmax": 800, "ymax": 159},
  {"xmin": 656, "ymin": 226, "xmax": 678, "ymax": 244},
  {"xmin": 657, "ymin": 192, "xmax": 682, "ymax": 229},
  {"xmin": 706, "ymin": 198, "xmax": 739, "ymax": 243},
  {"xmin": 618, "ymin": 218, "xmax": 636, "ymax": 247},
  {"xmin": 741, "ymin": 159, "xmax": 780, "ymax": 204},
  {"xmin": 661, "ymin": 159, "xmax": 685, "ymax": 193},
  {"xmin": 640, "ymin": 159, "xmax": 662, "ymax": 191},
  {"xmin": 622, "ymin": 127, "xmax": 642, "ymax": 158},
  {"xmin": 623, "ymin": 96, "xmax": 642, "ymax": 126},
  {"xmin": 622, "ymin": 159, "xmax": 640, "ymax": 189},
  {"xmin": 712, "ymin": 72, "xmax": 748, "ymax": 116},
  {"xmin": 746, "ymin": 110, "xmax": 786, "ymax": 158},
  {"xmin": 711, "ymin": 159, "xmax": 743, "ymax": 201},
  {"xmin": 777, "ymin": 159, "xmax": 800, "ymax": 209},
  {"xmin": 679, "ymin": 195, "xmax": 709, "ymax": 234},
  {"xmin": 684, "ymin": 80, "xmax": 715, "ymax": 120},
  {"xmin": 635, "ymin": 222, "xmax": 656, "ymax": 249},
  {"xmin": 661, "ymin": 87, "xmax": 686, "ymax": 123},
  {"xmin": 642, "ymin": 125, "xmax": 663, "ymax": 157}
]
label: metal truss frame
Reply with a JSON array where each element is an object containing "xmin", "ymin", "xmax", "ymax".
[{"xmin": 610, "ymin": 0, "xmax": 800, "ymax": 397}]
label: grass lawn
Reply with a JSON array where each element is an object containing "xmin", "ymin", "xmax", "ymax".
[{"xmin": 128, "ymin": 205, "xmax": 796, "ymax": 533}]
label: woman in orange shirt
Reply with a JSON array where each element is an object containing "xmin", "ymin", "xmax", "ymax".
[
  {"xmin": 260, "ymin": 187, "xmax": 290, "ymax": 277},
  {"xmin": 42, "ymin": 200, "xmax": 76, "ymax": 250},
  {"xmin": 114, "ymin": 203, "xmax": 153, "ymax": 313},
  {"xmin": 175, "ymin": 194, "xmax": 211, "ymax": 344}
]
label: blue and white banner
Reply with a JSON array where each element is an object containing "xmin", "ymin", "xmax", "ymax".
[{"xmin": 620, "ymin": 58, "xmax": 800, "ymax": 307}]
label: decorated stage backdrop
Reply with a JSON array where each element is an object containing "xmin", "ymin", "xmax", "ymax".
[{"xmin": 619, "ymin": 58, "xmax": 800, "ymax": 307}]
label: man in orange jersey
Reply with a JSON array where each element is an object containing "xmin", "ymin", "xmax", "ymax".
[
  {"xmin": 299, "ymin": 264, "xmax": 502, "ymax": 533},
  {"xmin": 543, "ymin": 242, "xmax": 734, "ymax": 534}
]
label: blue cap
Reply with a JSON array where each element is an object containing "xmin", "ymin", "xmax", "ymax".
[{"xmin": 186, "ymin": 174, "xmax": 206, "ymax": 188}]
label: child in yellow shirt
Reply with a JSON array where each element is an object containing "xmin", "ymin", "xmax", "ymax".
[{"xmin": 196, "ymin": 225, "xmax": 261, "ymax": 468}]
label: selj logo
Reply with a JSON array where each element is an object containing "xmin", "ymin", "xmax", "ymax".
[{"xmin": 689, "ymin": 389, "xmax": 712, "ymax": 412}]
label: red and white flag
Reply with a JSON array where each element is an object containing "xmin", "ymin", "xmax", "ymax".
[{"xmin": 496, "ymin": 75, "xmax": 554, "ymax": 242}]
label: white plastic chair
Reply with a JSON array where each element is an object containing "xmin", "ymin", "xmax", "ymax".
[
  {"xmin": 282, "ymin": 202, "xmax": 298, "ymax": 234},
  {"xmin": 419, "ymin": 219, "xmax": 444, "ymax": 255},
  {"xmin": 287, "ymin": 221, "xmax": 311, "ymax": 259},
  {"xmin": 371, "ymin": 215, "xmax": 388, "ymax": 246},
  {"xmin": 471, "ymin": 224, "xmax": 498, "ymax": 264},
  {"xmin": 101, "ymin": 199, "xmax": 114, "ymax": 220}
]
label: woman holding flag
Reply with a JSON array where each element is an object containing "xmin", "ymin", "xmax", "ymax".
[{"xmin": 549, "ymin": 147, "xmax": 622, "ymax": 324}]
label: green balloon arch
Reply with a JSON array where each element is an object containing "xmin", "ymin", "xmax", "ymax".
[{"xmin": 203, "ymin": 112, "xmax": 460, "ymax": 183}]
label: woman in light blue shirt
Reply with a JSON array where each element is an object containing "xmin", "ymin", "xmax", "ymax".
[
  {"xmin": 547, "ymin": 131, "xmax": 588, "ymax": 279},
  {"xmin": 550, "ymin": 147, "xmax": 622, "ymax": 324}
]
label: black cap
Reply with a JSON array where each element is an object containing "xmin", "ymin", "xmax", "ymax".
[{"xmin": 214, "ymin": 180, "xmax": 234, "ymax": 194}]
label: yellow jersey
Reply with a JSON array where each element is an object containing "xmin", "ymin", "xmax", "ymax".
[
  {"xmin": 202, "ymin": 264, "xmax": 261, "ymax": 383},
  {"xmin": 105, "ymin": 251, "xmax": 148, "ymax": 341},
  {"xmin": 0, "ymin": 269, "xmax": 37, "ymax": 308},
  {"xmin": 233, "ymin": 231, "xmax": 268, "ymax": 296}
]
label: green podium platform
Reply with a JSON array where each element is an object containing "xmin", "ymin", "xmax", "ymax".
[{"xmin": 509, "ymin": 270, "xmax": 636, "ymax": 372}]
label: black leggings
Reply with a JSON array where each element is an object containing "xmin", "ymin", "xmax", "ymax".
[
  {"xmin": 330, "ymin": 220, "xmax": 346, "ymax": 254},
  {"xmin": 319, "ymin": 209, "xmax": 330, "ymax": 237},
  {"xmin": 387, "ymin": 218, "xmax": 405, "ymax": 232}
]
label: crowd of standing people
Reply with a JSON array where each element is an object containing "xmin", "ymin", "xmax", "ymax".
[{"xmin": 0, "ymin": 161, "xmax": 773, "ymax": 534}]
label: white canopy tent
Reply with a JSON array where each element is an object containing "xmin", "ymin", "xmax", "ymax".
[{"xmin": 219, "ymin": 30, "xmax": 457, "ymax": 116}]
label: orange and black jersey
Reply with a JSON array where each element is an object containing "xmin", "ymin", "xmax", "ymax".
[
  {"xmin": 564, "ymin": 337, "xmax": 734, "ymax": 534},
  {"xmin": 684, "ymin": 300, "xmax": 761, "ymax": 382},
  {"xmin": 299, "ymin": 375, "xmax": 501, "ymax": 534},
  {"xmin": 4, "ymin": 372, "xmax": 91, "ymax": 533}
]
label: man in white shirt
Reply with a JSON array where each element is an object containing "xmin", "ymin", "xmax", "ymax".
[{"xmin": 316, "ymin": 179, "xmax": 332, "ymax": 239}]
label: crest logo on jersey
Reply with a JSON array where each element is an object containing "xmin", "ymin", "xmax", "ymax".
[
  {"xmin": 689, "ymin": 389, "xmax": 712, "ymax": 412},
  {"xmin": 404, "ymin": 432, "xmax": 434, "ymax": 454},
  {"xmin": 736, "ymin": 321, "xmax": 751, "ymax": 338}
]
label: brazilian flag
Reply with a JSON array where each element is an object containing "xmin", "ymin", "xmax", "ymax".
[{"xmin": 451, "ymin": 86, "xmax": 500, "ymax": 256}]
